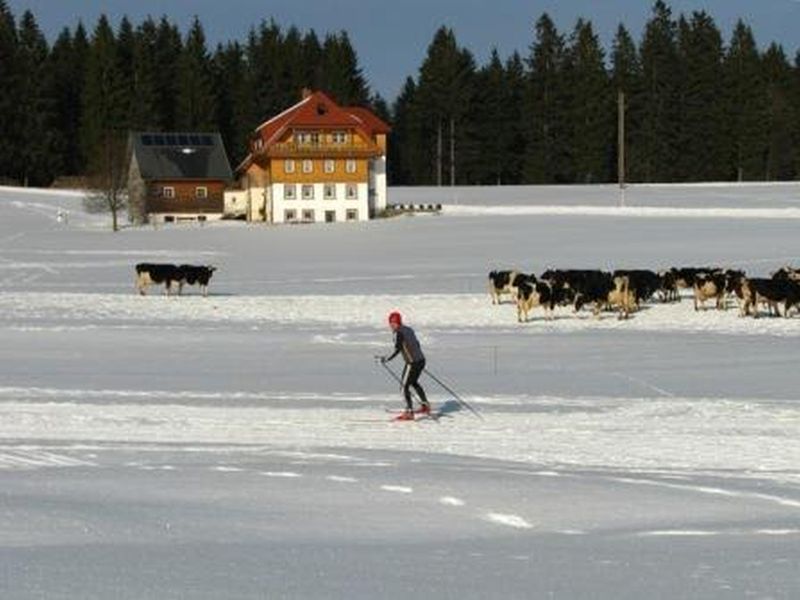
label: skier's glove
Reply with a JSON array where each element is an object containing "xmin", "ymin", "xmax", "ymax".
[{"xmin": 379, "ymin": 355, "xmax": 387, "ymax": 363}]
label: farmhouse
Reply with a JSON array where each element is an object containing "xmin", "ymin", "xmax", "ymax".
[
  {"xmin": 230, "ymin": 89, "xmax": 390, "ymax": 223},
  {"xmin": 127, "ymin": 132, "xmax": 233, "ymax": 225}
]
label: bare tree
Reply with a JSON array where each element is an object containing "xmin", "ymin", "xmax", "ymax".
[{"xmin": 83, "ymin": 129, "xmax": 128, "ymax": 231}]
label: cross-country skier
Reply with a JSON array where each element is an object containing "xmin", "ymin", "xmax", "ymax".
[{"xmin": 380, "ymin": 311, "xmax": 431, "ymax": 420}]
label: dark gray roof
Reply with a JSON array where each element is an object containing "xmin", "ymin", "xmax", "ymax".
[{"xmin": 130, "ymin": 132, "xmax": 233, "ymax": 181}]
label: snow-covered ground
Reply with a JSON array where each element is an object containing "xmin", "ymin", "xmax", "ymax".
[{"xmin": 1, "ymin": 183, "xmax": 800, "ymax": 599}]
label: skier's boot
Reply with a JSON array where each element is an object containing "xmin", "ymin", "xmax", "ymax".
[
  {"xmin": 417, "ymin": 403, "xmax": 431, "ymax": 415},
  {"xmin": 394, "ymin": 410, "xmax": 415, "ymax": 421}
]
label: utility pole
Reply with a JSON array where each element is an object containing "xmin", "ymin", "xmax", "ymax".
[
  {"xmin": 436, "ymin": 120, "xmax": 443, "ymax": 186},
  {"xmin": 618, "ymin": 90, "xmax": 626, "ymax": 189},
  {"xmin": 450, "ymin": 117, "xmax": 455, "ymax": 186}
]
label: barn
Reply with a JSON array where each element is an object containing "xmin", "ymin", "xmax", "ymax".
[{"xmin": 127, "ymin": 132, "xmax": 233, "ymax": 225}]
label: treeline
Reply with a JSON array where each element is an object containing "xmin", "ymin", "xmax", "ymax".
[
  {"xmin": 0, "ymin": 0, "xmax": 381, "ymax": 187},
  {"xmin": 0, "ymin": 0, "xmax": 798, "ymax": 188},
  {"xmin": 394, "ymin": 2, "xmax": 800, "ymax": 185}
]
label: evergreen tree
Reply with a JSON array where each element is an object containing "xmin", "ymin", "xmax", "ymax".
[
  {"xmin": 176, "ymin": 17, "xmax": 215, "ymax": 130},
  {"xmin": 637, "ymin": 1, "xmax": 680, "ymax": 182},
  {"xmin": 115, "ymin": 16, "xmax": 135, "ymax": 129},
  {"xmin": 321, "ymin": 31, "xmax": 370, "ymax": 105},
  {"xmin": 388, "ymin": 77, "xmax": 418, "ymax": 185},
  {"xmin": 794, "ymin": 52, "xmax": 800, "ymax": 178},
  {"xmin": 723, "ymin": 21, "xmax": 768, "ymax": 180},
  {"xmin": 246, "ymin": 20, "xmax": 283, "ymax": 125},
  {"xmin": 213, "ymin": 41, "xmax": 251, "ymax": 167},
  {"xmin": 154, "ymin": 17, "xmax": 182, "ymax": 129},
  {"xmin": 501, "ymin": 52, "xmax": 527, "ymax": 184},
  {"xmin": 472, "ymin": 50, "xmax": 509, "ymax": 184},
  {"xmin": 611, "ymin": 24, "xmax": 643, "ymax": 182},
  {"xmin": 762, "ymin": 43, "xmax": 796, "ymax": 180},
  {"xmin": 675, "ymin": 11, "xmax": 725, "ymax": 181},
  {"xmin": 524, "ymin": 13, "xmax": 568, "ymax": 183},
  {"xmin": 81, "ymin": 14, "xmax": 127, "ymax": 229},
  {"xmin": 49, "ymin": 25, "xmax": 88, "ymax": 176},
  {"xmin": 129, "ymin": 17, "xmax": 161, "ymax": 130},
  {"xmin": 563, "ymin": 19, "xmax": 611, "ymax": 183},
  {"xmin": 414, "ymin": 26, "xmax": 476, "ymax": 185},
  {"xmin": 0, "ymin": 1, "xmax": 18, "ymax": 182},
  {"xmin": 16, "ymin": 10, "xmax": 55, "ymax": 185}
]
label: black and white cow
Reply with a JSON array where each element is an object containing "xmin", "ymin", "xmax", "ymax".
[
  {"xmin": 135, "ymin": 263, "xmax": 182, "ymax": 295},
  {"xmin": 665, "ymin": 267, "xmax": 721, "ymax": 302},
  {"xmin": 516, "ymin": 277, "xmax": 555, "ymax": 322},
  {"xmin": 488, "ymin": 270, "xmax": 520, "ymax": 305},
  {"xmin": 176, "ymin": 265, "xmax": 216, "ymax": 297},
  {"xmin": 740, "ymin": 277, "xmax": 800, "ymax": 318},
  {"xmin": 135, "ymin": 263, "xmax": 216, "ymax": 297},
  {"xmin": 692, "ymin": 270, "xmax": 727, "ymax": 311},
  {"xmin": 573, "ymin": 273, "xmax": 634, "ymax": 319},
  {"xmin": 613, "ymin": 269, "xmax": 661, "ymax": 307}
]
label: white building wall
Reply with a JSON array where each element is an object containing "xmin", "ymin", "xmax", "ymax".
[
  {"xmin": 370, "ymin": 156, "xmax": 388, "ymax": 215},
  {"xmin": 272, "ymin": 183, "xmax": 369, "ymax": 224}
]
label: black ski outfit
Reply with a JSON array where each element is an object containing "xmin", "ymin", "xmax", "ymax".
[{"xmin": 384, "ymin": 324, "xmax": 429, "ymax": 411}]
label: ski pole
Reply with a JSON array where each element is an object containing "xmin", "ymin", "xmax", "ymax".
[
  {"xmin": 424, "ymin": 368, "xmax": 482, "ymax": 419},
  {"xmin": 374, "ymin": 356, "xmax": 427, "ymax": 406}
]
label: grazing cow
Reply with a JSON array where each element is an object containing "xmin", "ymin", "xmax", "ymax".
[
  {"xmin": 488, "ymin": 270, "xmax": 519, "ymax": 305},
  {"xmin": 574, "ymin": 274, "xmax": 634, "ymax": 319},
  {"xmin": 666, "ymin": 267, "xmax": 721, "ymax": 301},
  {"xmin": 176, "ymin": 265, "xmax": 216, "ymax": 297},
  {"xmin": 135, "ymin": 263, "xmax": 181, "ymax": 295},
  {"xmin": 693, "ymin": 271, "xmax": 727, "ymax": 311},
  {"xmin": 516, "ymin": 278, "xmax": 555, "ymax": 322},
  {"xmin": 541, "ymin": 269, "xmax": 610, "ymax": 311},
  {"xmin": 771, "ymin": 266, "xmax": 800, "ymax": 283},
  {"xmin": 614, "ymin": 269, "xmax": 661, "ymax": 307},
  {"xmin": 740, "ymin": 277, "xmax": 800, "ymax": 318}
]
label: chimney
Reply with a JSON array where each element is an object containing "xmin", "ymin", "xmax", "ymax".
[{"xmin": 301, "ymin": 87, "xmax": 313, "ymax": 100}]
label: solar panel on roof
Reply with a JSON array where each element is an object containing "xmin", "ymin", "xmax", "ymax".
[
  {"xmin": 141, "ymin": 134, "xmax": 153, "ymax": 146},
  {"xmin": 153, "ymin": 134, "xmax": 165, "ymax": 145},
  {"xmin": 165, "ymin": 134, "xmax": 177, "ymax": 145},
  {"xmin": 189, "ymin": 134, "xmax": 201, "ymax": 145},
  {"xmin": 178, "ymin": 134, "xmax": 189, "ymax": 145}
]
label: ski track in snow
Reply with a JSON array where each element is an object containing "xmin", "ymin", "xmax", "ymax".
[
  {"xmin": 2, "ymin": 291, "xmax": 800, "ymax": 337},
  {"xmin": 2, "ymin": 388, "xmax": 799, "ymax": 488}
]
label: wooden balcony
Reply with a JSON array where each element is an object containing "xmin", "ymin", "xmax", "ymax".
[
  {"xmin": 262, "ymin": 142, "xmax": 381, "ymax": 158},
  {"xmin": 146, "ymin": 197, "xmax": 224, "ymax": 214}
]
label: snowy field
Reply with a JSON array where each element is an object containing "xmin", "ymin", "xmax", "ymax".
[{"xmin": 1, "ymin": 183, "xmax": 800, "ymax": 599}]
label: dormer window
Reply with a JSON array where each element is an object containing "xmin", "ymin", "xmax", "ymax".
[{"xmin": 332, "ymin": 131, "xmax": 347, "ymax": 144}]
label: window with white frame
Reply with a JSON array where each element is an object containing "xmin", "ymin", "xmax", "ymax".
[
  {"xmin": 324, "ymin": 183, "xmax": 336, "ymax": 199},
  {"xmin": 301, "ymin": 184, "xmax": 314, "ymax": 200},
  {"xmin": 302, "ymin": 159, "xmax": 313, "ymax": 173},
  {"xmin": 324, "ymin": 159, "xmax": 335, "ymax": 173},
  {"xmin": 284, "ymin": 184, "xmax": 296, "ymax": 200},
  {"xmin": 162, "ymin": 186, "xmax": 175, "ymax": 199},
  {"xmin": 296, "ymin": 131, "xmax": 311, "ymax": 144},
  {"xmin": 345, "ymin": 184, "xmax": 358, "ymax": 199},
  {"xmin": 195, "ymin": 186, "xmax": 208, "ymax": 199},
  {"xmin": 284, "ymin": 209, "xmax": 296, "ymax": 222},
  {"xmin": 284, "ymin": 159, "xmax": 295, "ymax": 174},
  {"xmin": 302, "ymin": 209, "xmax": 315, "ymax": 222},
  {"xmin": 346, "ymin": 209, "xmax": 358, "ymax": 221},
  {"xmin": 345, "ymin": 159, "xmax": 356, "ymax": 173},
  {"xmin": 332, "ymin": 131, "xmax": 347, "ymax": 144}
]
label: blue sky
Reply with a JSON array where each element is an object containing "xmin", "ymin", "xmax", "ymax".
[{"xmin": 7, "ymin": 0, "xmax": 800, "ymax": 101}]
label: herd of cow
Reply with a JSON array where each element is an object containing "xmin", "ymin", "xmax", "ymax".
[
  {"xmin": 135, "ymin": 263, "xmax": 216, "ymax": 297},
  {"xmin": 488, "ymin": 266, "xmax": 800, "ymax": 322}
]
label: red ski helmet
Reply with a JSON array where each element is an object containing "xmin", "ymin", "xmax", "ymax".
[{"xmin": 388, "ymin": 311, "xmax": 402, "ymax": 326}]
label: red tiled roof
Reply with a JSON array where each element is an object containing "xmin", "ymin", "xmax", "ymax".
[
  {"xmin": 345, "ymin": 106, "xmax": 391, "ymax": 136},
  {"xmin": 255, "ymin": 91, "xmax": 390, "ymax": 147}
]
